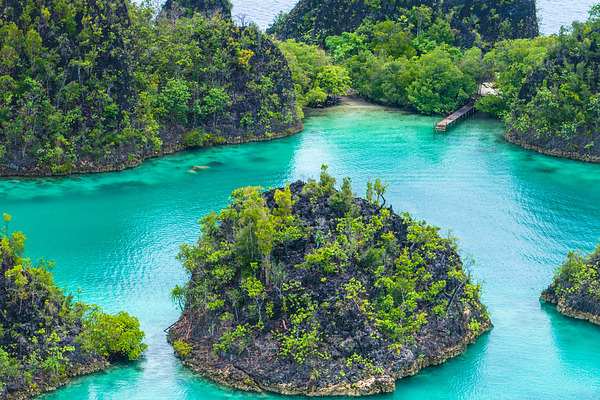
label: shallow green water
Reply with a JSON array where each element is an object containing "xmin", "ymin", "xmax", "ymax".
[{"xmin": 2, "ymin": 100, "xmax": 600, "ymax": 399}]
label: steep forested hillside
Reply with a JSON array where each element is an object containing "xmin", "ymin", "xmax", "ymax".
[
  {"xmin": 268, "ymin": 0, "xmax": 538, "ymax": 50},
  {"xmin": 0, "ymin": 0, "xmax": 300, "ymax": 176},
  {"xmin": 168, "ymin": 169, "xmax": 491, "ymax": 396},
  {"xmin": 162, "ymin": 0, "xmax": 232, "ymax": 18}
]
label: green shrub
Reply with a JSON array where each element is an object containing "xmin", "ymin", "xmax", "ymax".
[
  {"xmin": 275, "ymin": 327, "xmax": 322, "ymax": 364},
  {"xmin": 173, "ymin": 340, "xmax": 193, "ymax": 358},
  {"xmin": 0, "ymin": 349, "xmax": 19, "ymax": 389},
  {"xmin": 183, "ymin": 129, "xmax": 209, "ymax": 147},
  {"xmin": 213, "ymin": 324, "xmax": 252, "ymax": 355},
  {"xmin": 78, "ymin": 307, "xmax": 147, "ymax": 361}
]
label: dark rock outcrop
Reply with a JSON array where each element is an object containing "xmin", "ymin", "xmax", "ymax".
[
  {"xmin": 504, "ymin": 14, "xmax": 600, "ymax": 163},
  {"xmin": 0, "ymin": 223, "xmax": 146, "ymax": 399},
  {"xmin": 0, "ymin": 241, "xmax": 104, "ymax": 398}
]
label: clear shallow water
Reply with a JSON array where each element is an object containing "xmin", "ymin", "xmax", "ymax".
[
  {"xmin": 230, "ymin": 0, "xmax": 597, "ymax": 35},
  {"xmin": 3, "ymin": 100, "xmax": 600, "ymax": 399}
]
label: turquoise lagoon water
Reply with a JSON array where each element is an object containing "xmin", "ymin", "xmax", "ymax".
[{"xmin": 2, "ymin": 100, "xmax": 600, "ymax": 398}]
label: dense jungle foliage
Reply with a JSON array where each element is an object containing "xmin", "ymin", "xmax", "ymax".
[
  {"xmin": 276, "ymin": 39, "xmax": 351, "ymax": 108},
  {"xmin": 274, "ymin": 12, "xmax": 489, "ymax": 114},
  {"xmin": 0, "ymin": 0, "xmax": 299, "ymax": 175},
  {"xmin": 330, "ymin": 29, "xmax": 487, "ymax": 114},
  {"xmin": 168, "ymin": 167, "xmax": 490, "ymax": 395},
  {"xmin": 268, "ymin": 0, "xmax": 537, "ymax": 115},
  {"xmin": 542, "ymin": 245, "xmax": 600, "ymax": 319},
  {"xmin": 0, "ymin": 214, "xmax": 147, "ymax": 397},
  {"xmin": 271, "ymin": 19, "xmax": 483, "ymax": 114},
  {"xmin": 475, "ymin": 36, "xmax": 551, "ymax": 118},
  {"xmin": 272, "ymin": 0, "xmax": 600, "ymax": 154}
]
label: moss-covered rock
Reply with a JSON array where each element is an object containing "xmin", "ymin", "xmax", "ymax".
[{"xmin": 168, "ymin": 167, "xmax": 491, "ymax": 396}]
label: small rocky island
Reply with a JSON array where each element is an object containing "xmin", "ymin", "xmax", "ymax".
[
  {"xmin": 541, "ymin": 246, "xmax": 600, "ymax": 325},
  {"xmin": 168, "ymin": 167, "xmax": 491, "ymax": 396},
  {"xmin": 0, "ymin": 216, "xmax": 147, "ymax": 399}
]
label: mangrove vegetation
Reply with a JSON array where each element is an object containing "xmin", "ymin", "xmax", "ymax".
[{"xmin": 268, "ymin": 0, "xmax": 538, "ymax": 114}]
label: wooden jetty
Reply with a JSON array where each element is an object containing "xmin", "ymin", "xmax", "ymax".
[{"xmin": 434, "ymin": 98, "xmax": 479, "ymax": 135}]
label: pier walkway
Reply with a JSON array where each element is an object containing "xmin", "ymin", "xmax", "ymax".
[
  {"xmin": 434, "ymin": 98, "xmax": 478, "ymax": 134},
  {"xmin": 433, "ymin": 83, "xmax": 497, "ymax": 135}
]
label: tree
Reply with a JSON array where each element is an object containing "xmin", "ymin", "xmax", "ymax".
[
  {"xmin": 276, "ymin": 39, "xmax": 351, "ymax": 107},
  {"xmin": 243, "ymin": 277, "xmax": 266, "ymax": 323},
  {"xmin": 407, "ymin": 47, "xmax": 470, "ymax": 115},
  {"xmin": 200, "ymin": 86, "xmax": 231, "ymax": 127},
  {"xmin": 325, "ymin": 32, "xmax": 368, "ymax": 62},
  {"xmin": 458, "ymin": 47, "xmax": 486, "ymax": 91},
  {"xmin": 370, "ymin": 20, "xmax": 416, "ymax": 59},
  {"xmin": 162, "ymin": 78, "xmax": 191, "ymax": 123},
  {"xmin": 409, "ymin": 6, "xmax": 433, "ymax": 38},
  {"xmin": 79, "ymin": 307, "xmax": 148, "ymax": 361},
  {"xmin": 316, "ymin": 65, "xmax": 351, "ymax": 97}
]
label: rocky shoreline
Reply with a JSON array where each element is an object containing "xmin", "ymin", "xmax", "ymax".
[
  {"xmin": 540, "ymin": 246, "xmax": 600, "ymax": 328},
  {"xmin": 14, "ymin": 101, "xmax": 600, "ymax": 179},
  {"xmin": 3, "ymin": 361, "xmax": 109, "ymax": 400},
  {"xmin": 170, "ymin": 319, "xmax": 491, "ymax": 396},
  {"xmin": 504, "ymin": 131, "xmax": 600, "ymax": 164},
  {"xmin": 0, "ymin": 124, "xmax": 303, "ymax": 178},
  {"xmin": 540, "ymin": 293, "xmax": 600, "ymax": 326}
]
